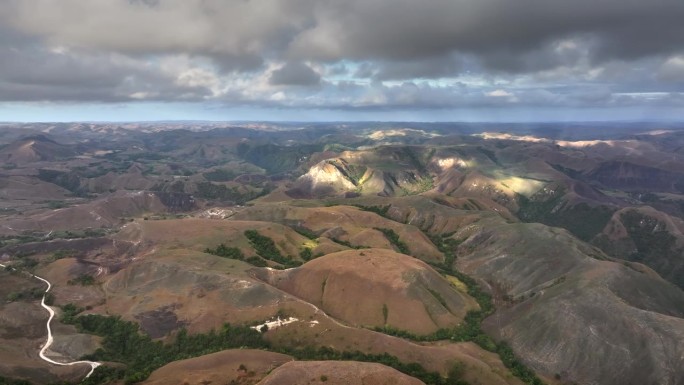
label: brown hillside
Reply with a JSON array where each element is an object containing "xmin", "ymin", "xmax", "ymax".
[
  {"xmin": 231, "ymin": 204, "xmax": 444, "ymax": 263},
  {"xmin": 453, "ymin": 217, "xmax": 684, "ymax": 385},
  {"xmin": 0, "ymin": 270, "xmax": 91, "ymax": 385},
  {"xmin": 143, "ymin": 349, "xmax": 293, "ymax": 385},
  {"xmin": 0, "ymin": 135, "xmax": 77, "ymax": 164},
  {"xmin": 101, "ymin": 251, "xmax": 294, "ymax": 336},
  {"xmin": 260, "ymin": 249, "xmax": 478, "ymax": 335},
  {"xmin": 257, "ymin": 361, "xmax": 425, "ymax": 385},
  {"xmin": 592, "ymin": 206, "xmax": 684, "ymax": 289},
  {"xmin": 1, "ymin": 191, "xmax": 169, "ymax": 235},
  {"xmin": 117, "ymin": 218, "xmax": 311, "ymax": 264}
]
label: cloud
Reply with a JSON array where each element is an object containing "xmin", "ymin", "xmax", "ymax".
[
  {"xmin": 0, "ymin": 0, "xmax": 683, "ymax": 113},
  {"xmin": 0, "ymin": 28, "xmax": 217, "ymax": 102},
  {"xmin": 286, "ymin": 0, "xmax": 684, "ymax": 67},
  {"xmin": 357, "ymin": 57, "xmax": 462, "ymax": 81},
  {"xmin": 659, "ymin": 56, "xmax": 684, "ymax": 82},
  {"xmin": 269, "ymin": 62, "xmax": 320, "ymax": 86},
  {"xmin": 488, "ymin": 90, "xmax": 513, "ymax": 97},
  {"xmin": 4, "ymin": 0, "xmax": 684, "ymax": 67}
]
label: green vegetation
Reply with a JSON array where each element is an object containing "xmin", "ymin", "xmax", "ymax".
[
  {"xmin": 6, "ymin": 287, "xmax": 44, "ymax": 302},
  {"xmin": 400, "ymin": 147, "xmax": 428, "ymax": 174},
  {"xmin": 477, "ymin": 147, "xmax": 501, "ymax": 167},
  {"xmin": 64, "ymin": 314, "xmax": 267, "ymax": 385},
  {"xmin": 52, "ymin": 249, "xmax": 75, "ymax": 260},
  {"xmin": 195, "ymin": 182, "xmax": 263, "ymax": 204},
  {"xmin": 67, "ymin": 274, "xmax": 96, "ymax": 286},
  {"xmin": 371, "ymin": 247, "xmax": 542, "ymax": 385},
  {"xmin": 346, "ymin": 165, "xmax": 367, "ymax": 185},
  {"xmin": 244, "ymin": 230, "xmax": 302, "ymax": 268},
  {"xmin": 427, "ymin": 288, "xmax": 448, "ymax": 309},
  {"xmin": 237, "ymin": 143, "xmax": 323, "ymax": 174},
  {"xmin": 374, "ymin": 228, "xmax": 410, "ymax": 254},
  {"xmin": 355, "ymin": 218, "xmax": 543, "ymax": 385},
  {"xmin": 56, "ymin": 308, "xmax": 460, "ymax": 385},
  {"xmin": 204, "ymin": 230, "xmax": 312, "ymax": 268},
  {"xmin": 0, "ymin": 376, "xmax": 32, "ymax": 385},
  {"xmin": 549, "ymin": 164, "xmax": 582, "ymax": 179},
  {"xmin": 447, "ymin": 361, "xmax": 467, "ymax": 385},
  {"xmin": 202, "ymin": 168, "xmax": 238, "ymax": 182},
  {"xmin": 618, "ymin": 211, "xmax": 684, "ymax": 289},
  {"xmin": 46, "ymin": 200, "xmax": 69, "ymax": 209},
  {"xmin": 0, "ymin": 228, "xmax": 109, "ymax": 249},
  {"xmin": 416, "ymin": 176, "xmax": 434, "ymax": 193},
  {"xmin": 204, "ymin": 244, "xmax": 245, "ymax": 260},
  {"xmin": 517, "ymin": 191, "xmax": 615, "ymax": 242},
  {"xmin": 60, "ymin": 303, "xmax": 86, "ymax": 324},
  {"xmin": 382, "ymin": 303, "xmax": 389, "ymax": 324},
  {"xmin": 373, "ymin": 274, "xmax": 541, "ymax": 384},
  {"xmin": 292, "ymin": 226, "xmax": 318, "ymax": 240},
  {"xmin": 37, "ymin": 169, "xmax": 83, "ymax": 194},
  {"xmin": 58, "ymin": 228, "xmax": 109, "ymax": 239},
  {"xmin": 355, "ymin": 204, "xmax": 391, "ymax": 218},
  {"xmin": 299, "ymin": 247, "xmax": 313, "ymax": 261},
  {"xmin": 399, "ymin": 175, "xmax": 434, "ymax": 196},
  {"xmin": 278, "ymin": 346, "xmax": 464, "ymax": 385},
  {"xmin": 620, "ymin": 211, "xmax": 678, "ymax": 262},
  {"xmin": 204, "ymin": 242, "xmax": 272, "ymax": 267},
  {"xmin": 244, "ymin": 229, "xmax": 284, "ymax": 260},
  {"xmin": 330, "ymin": 238, "xmax": 369, "ymax": 250},
  {"xmin": 245, "ymin": 256, "xmax": 268, "ymax": 267},
  {"xmin": 429, "ymin": 234, "xmax": 463, "ymax": 270}
]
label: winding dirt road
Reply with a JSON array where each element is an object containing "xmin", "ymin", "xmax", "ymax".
[{"xmin": 0, "ymin": 262, "xmax": 101, "ymax": 378}]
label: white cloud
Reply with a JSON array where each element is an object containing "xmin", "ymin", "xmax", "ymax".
[
  {"xmin": 488, "ymin": 89, "xmax": 513, "ymax": 97},
  {"xmin": 659, "ymin": 56, "xmax": 684, "ymax": 82}
]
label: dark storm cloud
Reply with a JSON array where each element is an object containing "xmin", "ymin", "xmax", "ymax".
[
  {"xmin": 0, "ymin": 0, "xmax": 683, "ymax": 110},
  {"xmin": 5, "ymin": 0, "xmax": 684, "ymax": 69},
  {"xmin": 288, "ymin": 0, "xmax": 684, "ymax": 68},
  {"xmin": 207, "ymin": 52, "xmax": 265, "ymax": 74},
  {"xmin": 0, "ymin": 26, "xmax": 213, "ymax": 102},
  {"xmin": 269, "ymin": 62, "xmax": 320, "ymax": 86}
]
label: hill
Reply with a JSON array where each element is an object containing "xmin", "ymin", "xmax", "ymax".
[
  {"xmin": 143, "ymin": 349, "xmax": 293, "ymax": 385},
  {"xmin": 258, "ymin": 361, "xmax": 425, "ymax": 385},
  {"xmin": 258, "ymin": 249, "xmax": 478, "ymax": 335},
  {"xmin": 0, "ymin": 135, "xmax": 77, "ymax": 164}
]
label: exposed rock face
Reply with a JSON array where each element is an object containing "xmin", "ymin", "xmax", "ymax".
[
  {"xmin": 257, "ymin": 361, "xmax": 425, "ymax": 385},
  {"xmin": 294, "ymin": 159, "xmax": 358, "ymax": 197},
  {"xmin": 291, "ymin": 147, "xmax": 436, "ymax": 197}
]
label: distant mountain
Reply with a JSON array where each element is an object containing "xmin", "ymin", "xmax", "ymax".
[{"xmin": 0, "ymin": 135, "xmax": 77, "ymax": 164}]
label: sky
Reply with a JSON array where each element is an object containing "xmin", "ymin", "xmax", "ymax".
[{"xmin": 1, "ymin": 0, "xmax": 684, "ymax": 122}]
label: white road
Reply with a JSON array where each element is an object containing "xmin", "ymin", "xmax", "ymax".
[{"xmin": 0, "ymin": 262, "xmax": 101, "ymax": 378}]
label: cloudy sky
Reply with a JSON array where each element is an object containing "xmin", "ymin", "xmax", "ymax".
[{"xmin": 1, "ymin": 0, "xmax": 684, "ymax": 122}]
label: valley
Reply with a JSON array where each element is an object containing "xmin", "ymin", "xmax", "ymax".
[{"xmin": 1, "ymin": 122, "xmax": 684, "ymax": 385}]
